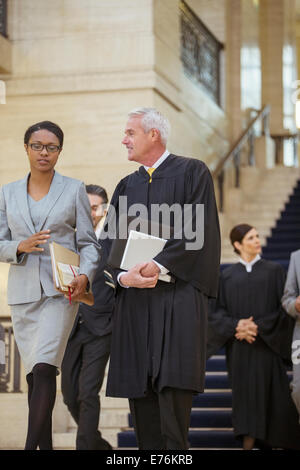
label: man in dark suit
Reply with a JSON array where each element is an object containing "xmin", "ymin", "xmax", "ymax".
[{"xmin": 61, "ymin": 185, "xmax": 115, "ymax": 450}]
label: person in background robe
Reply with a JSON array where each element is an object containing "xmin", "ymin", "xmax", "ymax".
[
  {"xmin": 207, "ymin": 223, "xmax": 300, "ymax": 450},
  {"xmin": 104, "ymin": 107, "xmax": 221, "ymax": 450}
]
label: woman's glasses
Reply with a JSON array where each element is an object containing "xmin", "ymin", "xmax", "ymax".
[{"xmin": 28, "ymin": 143, "xmax": 61, "ymax": 153}]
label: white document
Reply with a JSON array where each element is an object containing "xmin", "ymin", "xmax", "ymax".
[
  {"xmin": 57, "ymin": 262, "xmax": 80, "ymax": 286},
  {"xmin": 49, "ymin": 244, "xmax": 79, "ymax": 290},
  {"xmin": 120, "ymin": 230, "xmax": 171, "ymax": 282}
]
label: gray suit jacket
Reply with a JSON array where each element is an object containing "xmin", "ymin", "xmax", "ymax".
[
  {"xmin": 282, "ymin": 250, "xmax": 300, "ymax": 319},
  {"xmin": 0, "ymin": 171, "xmax": 100, "ymax": 305}
]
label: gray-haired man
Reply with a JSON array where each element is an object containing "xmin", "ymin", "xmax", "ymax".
[{"xmin": 105, "ymin": 107, "xmax": 221, "ymax": 450}]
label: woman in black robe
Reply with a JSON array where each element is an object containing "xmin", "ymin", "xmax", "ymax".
[{"xmin": 207, "ymin": 224, "xmax": 300, "ymax": 450}]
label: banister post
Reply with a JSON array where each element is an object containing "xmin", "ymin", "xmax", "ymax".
[
  {"xmin": 234, "ymin": 150, "xmax": 241, "ymax": 188},
  {"xmin": 262, "ymin": 108, "xmax": 270, "ymax": 136},
  {"xmin": 217, "ymin": 170, "xmax": 225, "ymax": 213},
  {"xmin": 248, "ymin": 129, "xmax": 255, "ymax": 166}
]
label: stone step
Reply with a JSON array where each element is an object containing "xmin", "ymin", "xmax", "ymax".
[
  {"xmin": 235, "ymin": 208, "xmax": 281, "ymax": 215},
  {"xmin": 53, "ymin": 428, "xmax": 121, "ymax": 450},
  {"xmin": 254, "ymin": 184, "xmax": 296, "ymax": 191},
  {"xmin": 220, "ymin": 167, "xmax": 300, "ymax": 263},
  {"xmin": 67, "ymin": 408, "xmax": 129, "ymax": 431},
  {"xmin": 237, "ymin": 209, "xmax": 282, "ymax": 218},
  {"xmin": 99, "ymin": 394, "xmax": 129, "ymax": 409},
  {"xmin": 0, "ymin": 392, "xmax": 130, "ymax": 450},
  {"xmin": 261, "ymin": 170, "xmax": 300, "ymax": 178},
  {"xmin": 242, "ymin": 203, "xmax": 286, "ymax": 212},
  {"xmin": 53, "ymin": 432, "xmax": 76, "ymax": 450},
  {"xmin": 233, "ymin": 217, "xmax": 278, "ymax": 227}
]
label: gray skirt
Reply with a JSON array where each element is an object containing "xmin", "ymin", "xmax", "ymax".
[{"xmin": 11, "ymin": 293, "xmax": 79, "ymax": 375}]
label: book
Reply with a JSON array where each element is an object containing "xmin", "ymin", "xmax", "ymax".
[
  {"xmin": 108, "ymin": 217, "xmax": 173, "ymax": 283},
  {"xmin": 49, "ymin": 241, "xmax": 94, "ymax": 305},
  {"xmin": 120, "ymin": 230, "xmax": 171, "ymax": 282}
]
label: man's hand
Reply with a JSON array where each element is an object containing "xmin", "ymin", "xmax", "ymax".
[
  {"xmin": 119, "ymin": 263, "xmax": 159, "ymax": 288},
  {"xmin": 66, "ymin": 274, "xmax": 89, "ymax": 302},
  {"xmin": 17, "ymin": 230, "xmax": 51, "ymax": 254},
  {"xmin": 235, "ymin": 316, "xmax": 258, "ymax": 344},
  {"xmin": 140, "ymin": 261, "xmax": 160, "ymax": 278}
]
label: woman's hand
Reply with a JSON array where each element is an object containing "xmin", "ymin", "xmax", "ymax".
[
  {"xmin": 66, "ymin": 274, "xmax": 89, "ymax": 302},
  {"xmin": 235, "ymin": 316, "xmax": 258, "ymax": 344},
  {"xmin": 17, "ymin": 230, "xmax": 51, "ymax": 254},
  {"xmin": 235, "ymin": 330, "xmax": 256, "ymax": 343}
]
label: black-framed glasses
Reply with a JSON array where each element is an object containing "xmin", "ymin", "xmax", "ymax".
[{"xmin": 28, "ymin": 143, "xmax": 61, "ymax": 153}]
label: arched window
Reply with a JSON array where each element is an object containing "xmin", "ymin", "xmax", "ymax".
[{"xmin": 180, "ymin": 0, "xmax": 223, "ymax": 106}]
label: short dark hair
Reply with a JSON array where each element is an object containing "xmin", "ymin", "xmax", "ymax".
[
  {"xmin": 85, "ymin": 184, "xmax": 108, "ymax": 204},
  {"xmin": 24, "ymin": 121, "xmax": 64, "ymax": 147},
  {"xmin": 230, "ymin": 224, "xmax": 254, "ymax": 255}
]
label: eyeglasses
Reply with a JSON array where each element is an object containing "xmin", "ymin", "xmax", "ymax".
[{"xmin": 28, "ymin": 143, "xmax": 61, "ymax": 153}]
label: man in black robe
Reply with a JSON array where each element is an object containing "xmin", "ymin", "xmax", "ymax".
[{"xmin": 104, "ymin": 107, "xmax": 220, "ymax": 450}]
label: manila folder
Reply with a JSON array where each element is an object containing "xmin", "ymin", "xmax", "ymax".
[{"xmin": 50, "ymin": 241, "xmax": 94, "ymax": 306}]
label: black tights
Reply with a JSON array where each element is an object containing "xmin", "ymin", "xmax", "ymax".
[{"xmin": 25, "ymin": 362, "xmax": 57, "ymax": 450}]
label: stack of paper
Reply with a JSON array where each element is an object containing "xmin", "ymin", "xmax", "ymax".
[
  {"xmin": 120, "ymin": 230, "xmax": 171, "ymax": 283},
  {"xmin": 50, "ymin": 241, "xmax": 94, "ymax": 305}
]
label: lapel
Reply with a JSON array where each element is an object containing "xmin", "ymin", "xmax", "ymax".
[
  {"xmin": 36, "ymin": 171, "xmax": 66, "ymax": 232},
  {"xmin": 15, "ymin": 174, "xmax": 36, "ymax": 234},
  {"xmin": 15, "ymin": 171, "xmax": 66, "ymax": 234}
]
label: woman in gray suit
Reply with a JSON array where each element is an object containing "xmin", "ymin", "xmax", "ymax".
[{"xmin": 0, "ymin": 121, "xmax": 100, "ymax": 450}]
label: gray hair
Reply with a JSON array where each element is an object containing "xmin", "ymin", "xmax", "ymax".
[{"xmin": 128, "ymin": 107, "xmax": 171, "ymax": 145}]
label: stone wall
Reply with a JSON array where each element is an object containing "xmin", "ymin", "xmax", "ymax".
[{"xmin": 0, "ymin": 0, "xmax": 229, "ymax": 318}]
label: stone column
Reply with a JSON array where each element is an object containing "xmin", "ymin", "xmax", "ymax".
[
  {"xmin": 260, "ymin": 0, "xmax": 285, "ymax": 135},
  {"xmin": 260, "ymin": 0, "xmax": 297, "ymax": 165},
  {"xmin": 225, "ymin": 0, "xmax": 243, "ymax": 143}
]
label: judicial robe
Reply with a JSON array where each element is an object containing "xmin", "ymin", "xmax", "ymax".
[
  {"xmin": 104, "ymin": 154, "xmax": 221, "ymax": 398},
  {"xmin": 207, "ymin": 259, "xmax": 300, "ymax": 450}
]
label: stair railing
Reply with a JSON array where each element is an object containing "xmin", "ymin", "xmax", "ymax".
[
  {"xmin": 0, "ymin": 319, "xmax": 21, "ymax": 393},
  {"xmin": 213, "ymin": 105, "xmax": 270, "ymax": 212}
]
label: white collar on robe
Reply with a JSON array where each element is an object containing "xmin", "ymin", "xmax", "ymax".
[
  {"xmin": 239, "ymin": 254, "xmax": 261, "ymax": 272},
  {"xmin": 143, "ymin": 149, "xmax": 170, "ymax": 171}
]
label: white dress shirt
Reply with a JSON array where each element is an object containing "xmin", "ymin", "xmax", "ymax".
[{"xmin": 239, "ymin": 254, "xmax": 261, "ymax": 273}]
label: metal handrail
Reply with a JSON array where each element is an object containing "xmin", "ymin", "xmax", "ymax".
[
  {"xmin": 212, "ymin": 105, "xmax": 271, "ymax": 212},
  {"xmin": 213, "ymin": 105, "xmax": 270, "ymax": 180},
  {"xmin": 0, "ymin": 322, "xmax": 21, "ymax": 392}
]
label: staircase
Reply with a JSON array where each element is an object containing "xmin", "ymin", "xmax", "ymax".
[
  {"xmin": 221, "ymin": 167, "xmax": 300, "ymax": 264},
  {"xmin": 117, "ymin": 349, "xmax": 242, "ymax": 450},
  {"xmin": 262, "ymin": 178, "xmax": 300, "ymax": 269}
]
